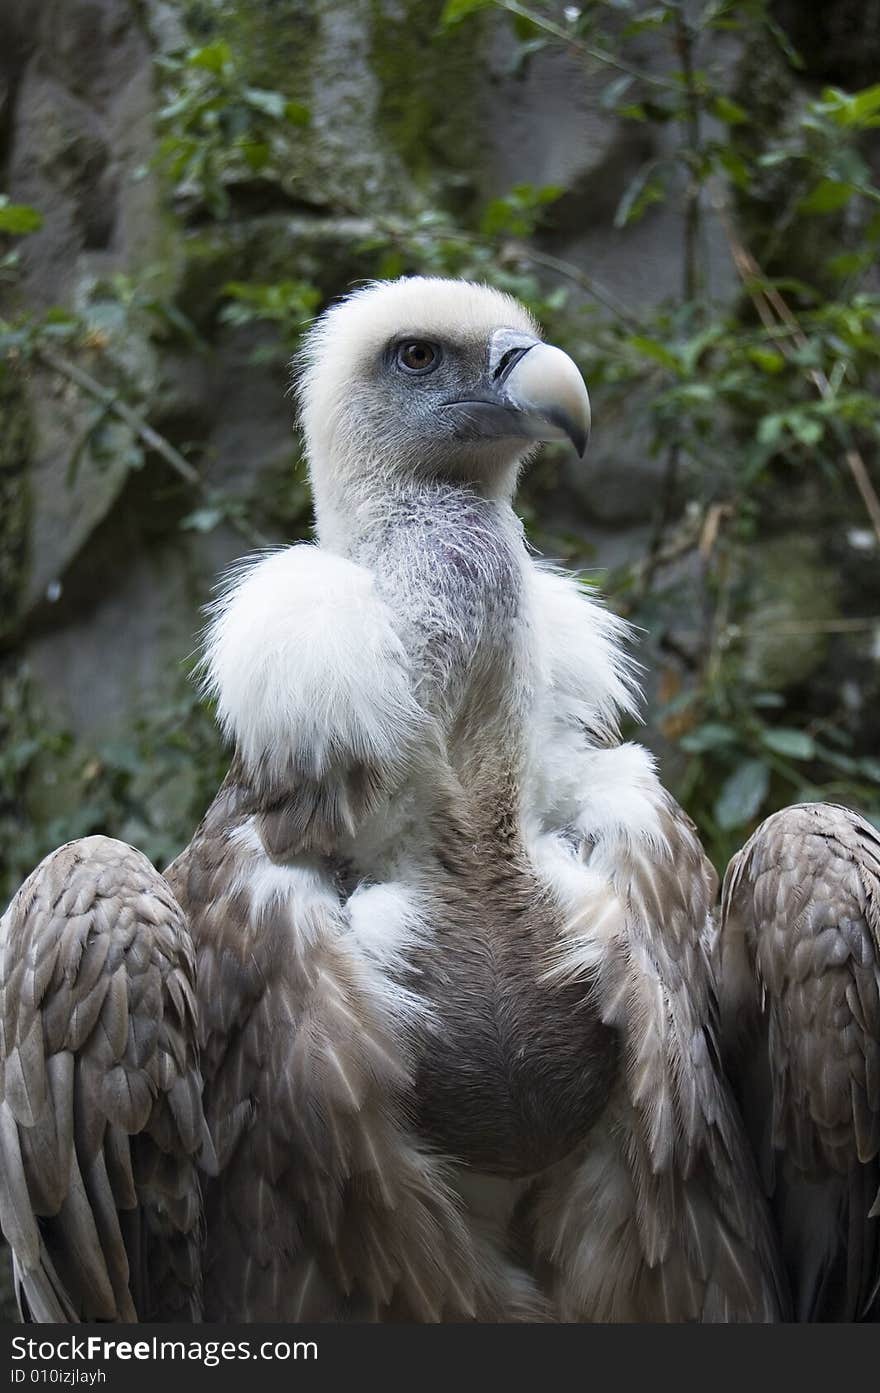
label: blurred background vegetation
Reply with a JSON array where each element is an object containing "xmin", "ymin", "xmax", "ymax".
[{"xmin": 1, "ymin": 0, "xmax": 879, "ymax": 921}]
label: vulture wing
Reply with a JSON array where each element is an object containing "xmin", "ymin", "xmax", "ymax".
[
  {"xmin": 163, "ymin": 785, "xmax": 510, "ymax": 1324},
  {"xmin": 0, "ymin": 835, "xmax": 208, "ymax": 1321},
  {"xmin": 532, "ymin": 782, "xmax": 787, "ymax": 1321},
  {"xmin": 718, "ymin": 802, "xmax": 880, "ymax": 1320}
]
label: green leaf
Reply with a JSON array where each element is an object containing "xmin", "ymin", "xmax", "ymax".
[
  {"xmin": 716, "ymin": 147, "xmax": 750, "ymax": 189},
  {"xmin": 827, "ymin": 250, "xmax": 871, "ymax": 278},
  {"xmin": 815, "ymin": 746, "xmax": 858, "ymax": 776},
  {"xmin": 180, "ymin": 506, "xmax": 224, "ymax": 533},
  {"xmin": 440, "ymin": 0, "xmax": 493, "ymax": 25},
  {"xmin": 712, "ymin": 96, "xmax": 748, "ymax": 126},
  {"xmin": 714, "ymin": 760, "xmax": 769, "ymax": 830},
  {"xmin": 243, "ymin": 87, "xmax": 286, "ymax": 118},
  {"xmin": 479, "ymin": 184, "xmax": 562, "ymax": 238},
  {"xmin": 849, "ymin": 83, "xmax": 880, "ymax": 124},
  {"xmin": 511, "ymin": 12, "xmax": 544, "ymax": 40},
  {"xmin": 791, "ymin": 415, "xmax": 823, "ymax": 446},
  {"xmin": 757, "ymin": 412, "xmax": 783, "ymax": 447},
  {"xmin": 242, "ymin": 140, "xmax": 270, "ymax": 172},
  {"xmin": 67, "ymin": 404, "xmax": 114, "ymax": 484},
  {"xmin": 747, "ymin": 346, "xmax": 785, "ymax": 374},
  {"xmin": 40, "ymin": 320, "xmax": 78, "ymax": 339},
  {"xmin": 378, "ymin": 249, "xmax": 405, "ymax": 279},
  {"xmin": 822, "ymin": 83, "xmax": 880, "ymax": 128},
  {"xmin": 674, "ymin": 382, "xmax": 715, "ymax": 404},
  {"xmin": 760, "ymin": 728, "xmax": 815, "ymax": 760},
  {"xmin": 0, "ymin": 201, "xmax": 44, "ymax": 235},
  {"xmin": 679, "ymin": 723, "xmax": 737, "ymax": 753},
  {"xmin": 614, "ymin": 163, "xmax": 666, "ymax": 228},
  {"xmin": 284, "ymin": 100, "xmax": 310, "ymax": 126},
  {"xmin": 43, "ymin": 307, "xmax": 78, "ymax": 325},
  {"xmin": 188, "ymin": 41, "xmax": 232, "ymax": 73},
  {"xmin": 798, "ymin": 179, "xmax": 855, "ymax": 215},
  {"xmin": 752, "ymin": 692, "xmax": 785, "ymax": 709},
  {"xmin": 765, "ymin": 14, "xmax": 804, "ymax": 69},
  {"xmin": 757, "ymin": 149, "xmax": 794, "ymax": 169},
  {"xmin": 628, "ymin": 335, "xmax": 680, "ymax": 372},
  {"xmin": 601, "ymin": 75, "xmax": 634, "ymax": 110}
]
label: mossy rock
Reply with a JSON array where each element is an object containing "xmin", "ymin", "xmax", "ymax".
[
  {"xmin": 169, "ymin": 0, "xmax": 488, "ymax": 215},
  {"xmin": 368, "ymin": 0, "xmax": 485, "ymax": 203},
  {"xmin": 174, "ymin": 212, "xmax": 386, "ymax": 327},
  {"xmin": 742, "ymin": 533, "xmax": 840, "ymax": 691}
]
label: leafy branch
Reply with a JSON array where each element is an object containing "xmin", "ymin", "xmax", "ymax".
[{"xmin": 712, "ymin": 186, "xmax": 880, "ymax": 546}]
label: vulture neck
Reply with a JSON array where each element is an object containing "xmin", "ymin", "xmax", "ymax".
[{"xmin": 319, "ymin": 472, "xmax": 536, "ymax": 813}]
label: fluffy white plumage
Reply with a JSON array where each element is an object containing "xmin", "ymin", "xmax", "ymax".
[
  {"xmin": 201, "ymin": 541, "xmax": 659, "ymax": 856},
  {"xmin": 201, "ymin": 543, "xmax": 427, "ymax": 793}
]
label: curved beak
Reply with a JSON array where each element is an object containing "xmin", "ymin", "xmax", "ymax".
[{"xmin": 441, "ymin": 328, "xmax": 591, "ymax": 458}]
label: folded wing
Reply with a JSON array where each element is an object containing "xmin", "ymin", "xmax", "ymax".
[
  {"xmin": 718, "ymin": 802, "xmax": 880, "ymax": 1320},
  {"xmin": 0, "ymin": 836, "xmax": 209, "ymax": 1321},
  {"xmin": 532, "ymin": 758, "xmax": 787, "ymax": 1322},
  {"xmin": 165, "ymin": 793, "xmax": 505, "ymax": 1323}
]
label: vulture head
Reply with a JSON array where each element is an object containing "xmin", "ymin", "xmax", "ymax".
[{"xmin": 297, "ymin": 277, "xmax": 591, "ymax": 542}]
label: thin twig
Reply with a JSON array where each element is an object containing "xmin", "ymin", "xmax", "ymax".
[
  {"xmin": 493, "ymin": 0, "xmax": 678, "ymax": 91},
  {"xmin": 674, "ymin": 8, "xmax": 702, "ymax": 304},
  {"xmin": 643, "ymin": 11, "xmax": 704, "ymax": 588},
  {"xmin": 646, "ymin": 442, "xmax": 682, "ymax": 577},
  {"xmin": 37, "ymin": 347, "xmax": 273, "ymax": 550},
  {"xmin": 506, "ymin": 242, "xmax": 640, "ymax": 328},
  {"xmin": 39, "ymin": 348, "xmax": 201, "ymax": 484},
  {"xmin": 743, "ymin": 616, "xmax": 880, "ymax": 636},
  {"xmin": 630, "ymin": 504, "xmax": 706, "ymax": 598}
]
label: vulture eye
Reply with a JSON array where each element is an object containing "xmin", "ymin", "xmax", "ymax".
[{"xmin": 396, "ymin": 340, "xmax": 441, "ymax": 375}]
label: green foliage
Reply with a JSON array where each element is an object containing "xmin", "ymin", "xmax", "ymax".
[
  {"xmin": 440, "ymin": 0, "xmax": 495, "ymax": 25},
  {"xmin": 219, "ymin": 279, "xmax": 322, "ymax": 358},
  {"xmin": 0, "ymin": 668, "xmax": 227, "ymax": 906},
  {"xmin": 155, "ymin": 38, "xmax": 310, "ymax": 217},
  {"xmin": 0, "ymin": 198, "xmax": 43, "ymax": 235},
  {"xmin": 479, "ymin": 184, "xmax": 563, "ymax": 239}
]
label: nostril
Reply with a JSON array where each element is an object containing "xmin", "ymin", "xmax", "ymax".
[{"xmin": 492, "ymin": 346, "xmax": 530, "ymax": 382}]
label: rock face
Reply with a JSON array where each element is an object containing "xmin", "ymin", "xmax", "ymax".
[{"xmin": 4, "ymin": 1, "xmax": 161, "ymax": 618}]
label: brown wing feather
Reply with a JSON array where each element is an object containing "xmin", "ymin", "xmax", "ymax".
[
  {"xmin": 718, "ymin": 801, "xmax": 880, "ymax": 1320},
  {"xmin": 533, "ymin": 792, "xmax": 787, "ymax": 1321},
  {"xmin": 166, "ymin": 783, "xmax": 535, "ymax": 1322},
  {"xmin": 0, "ymin": 836, "xmax": 208, "ymax": 1321}
]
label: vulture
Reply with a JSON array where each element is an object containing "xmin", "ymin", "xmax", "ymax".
[{"xmin": 1, "ymin": 277, "xmax": 878, "ymax": 1324}]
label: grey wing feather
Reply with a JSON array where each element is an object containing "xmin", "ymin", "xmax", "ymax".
[
  {"xmin": 0, "ymin": 835, "xmax": 210, "ymax": 1322},
  {"xmin": 718, "ymin": 801, "xmax": 880, "ymax": 1320}
]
